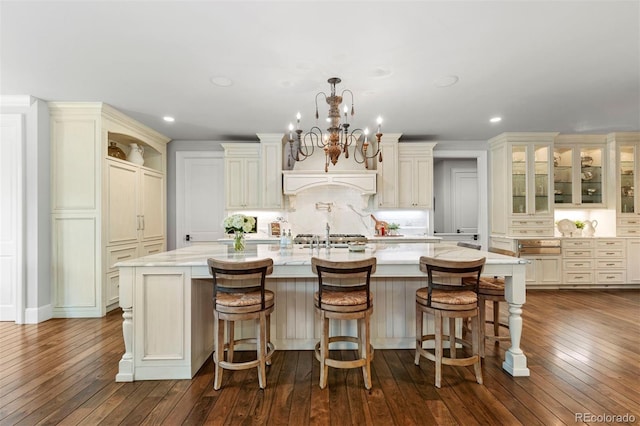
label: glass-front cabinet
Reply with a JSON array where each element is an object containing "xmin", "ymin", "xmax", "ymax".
[
  {"xmin": 553, "ymin": 136, "xmax": 606, "ymax": 208},
  {"xmin": 613, "ymin": 133, "xmax": 640, "ymax": 236},
  {"xmin": 511, "ymin": 144, "xmax": 552, "ymax": 216}
]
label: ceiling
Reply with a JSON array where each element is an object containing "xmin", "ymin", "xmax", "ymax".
[{"xmin": 1, "ymin": 1, "xmax": 639, "ymax": 142}]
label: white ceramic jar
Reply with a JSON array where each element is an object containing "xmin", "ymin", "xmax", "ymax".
[{"xmin": 127, "ymin": 143, "xmax": 145, "ymax": 166}]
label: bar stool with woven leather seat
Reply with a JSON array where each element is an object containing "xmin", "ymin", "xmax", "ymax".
[
  {"xmin": 415, "ymin": 256, "xmax": 485, "ymax": 388},
  {"xmin": 311, "ymin": 257, "xmax": 376, "ymax": 390},
  {"xmin": 477, "ymin": 247, "xmax": 516, "ymax": 357},
  {"xmin": 208, "ymin": 258, "xmax": 275, "ymax": 390}
]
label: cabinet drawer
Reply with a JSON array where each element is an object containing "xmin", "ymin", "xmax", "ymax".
[
  {"xmin": 596, "ymin": 259, "xmax": 625, "ymax": 269},
  {"xmin": 509, "ymin": 218, "xmax": 554, "ymax": 227},
  {"xmin": 563, "ymin": 248, "xmax": 594, "ymax": 258},
  {"xmin": 619, "ymin": 218, "xmax": 640, "ymax": 226},
  {"xmin": 564, "ymin": 272, "xmax": 594, "ymax": 283},
  {"xmin": 106, "ymin": 271, "xmax": 119, "ymax": 305},
  {"xmin": 617, "ymin": 227, "xmax": 640, "ymax": 236},
  {"xmin": 596, "ymin": 271, "xmax": 626, "ymax": 284},
  {"xmin": 141, "ymin": 240, "xmax": 165, "ymax": 256},
  {"xmin": 107, "ymin": 244, "xmax": 139, "ymax": 272},
  {"xmin": 595, "ymin": 248, "xmax": 624, "ymax": 258},
  {"xmin": 562, "ymin": 239, "xmax": 595, "ymax": 248},
  {"xmin": 563, "ymin": 259, "xmax": 594, "ymax": 270},
  {"xmin": 596, "ymin": 240, "xmax": 625, "ymax": 248},
  {"xmin": 509, "ymin": 228, "xmax": 553, "ymax": 237}
]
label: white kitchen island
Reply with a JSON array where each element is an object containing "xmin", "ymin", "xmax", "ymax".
[{"xmin": 115, "ymin": 243, "xmax": 529, "ymax": 382}]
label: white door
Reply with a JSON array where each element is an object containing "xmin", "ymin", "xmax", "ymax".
[
  {"xmin": 176, "ymin": 152, "xmax": 225, "ymax": 248},
  {"xmin": 452, "ymin": 168, "xmax": 478, "ymax": 234},
  {"xmin": 0, "ymin": 115, "xmax": 23, "ymax": 322}
]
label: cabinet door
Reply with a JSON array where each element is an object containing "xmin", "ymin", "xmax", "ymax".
[
  {"xmin": 140, "ymin": 169, "xmax": 164, "ymax": 241},
  {"xmin": 523, "ymin": 256, "xmax": 562, "ymax": 286},
  {"xmin": 245, "ymin": 157, "xmax": 260, "ymax": 208},
  {"xmin": 414, "ymin": 156, "xmax": 433, "ymax": 208},
  {"xmin": 397, "ymin": 156, "xmax": 414, "ymax": 207},
  {"xmin": 618, "ymin": 144, "xmax": 638, "ymax": 215},
  {"xmin": 627, "ymin": 239, "xmax": 640, "ymax": 284},
  {"xmin": 377, "ymin": 143, "xmax": 398, "ymax": 207},
  {"xmin": 225, "ymin": 158, "xmax": 246, "ymax": 209},
  {"xmin": 106, "ymin": 161, "xmax": 138, "ymax": 245}
]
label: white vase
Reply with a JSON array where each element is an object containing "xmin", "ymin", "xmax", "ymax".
[{"xmin": 127, "ymin": 143, "xmax": 145, "ymax": 166}]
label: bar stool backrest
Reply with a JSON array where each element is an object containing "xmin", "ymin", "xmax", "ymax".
[
  {"xmin": 419, "ymin": 256, "xmax": 486, "ymax": 307},
  {"xmin": 457, "ymin": 241, "xmax": 482, "ymax": 250},
  {"xmin": 311, "ymin": 257, "xmax": 377, "ymax": 309},
  {"xmin": 208, "ymin": 258, "xmax": 274, "ymax": 310}
]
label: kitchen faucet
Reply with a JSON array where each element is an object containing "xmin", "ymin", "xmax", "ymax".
[{"xmin": 325, "ymin": 222, "xmax": 331, "ymax": 249}]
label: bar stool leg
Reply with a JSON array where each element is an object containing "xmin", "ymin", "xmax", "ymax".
[
  {"xmin": 479, "ymin": 298, "xmax": 486, "ymax": 358},
  {"xmin": 449, "ymin": 318, "xmax": 456, "ymax": 359},
  {"xmin": 471, "ymin": 313, "xmax": 483, "ymax": 385},
  {"xmin": 266, "ymin": 313, "xmax": 272, "ymax": 366},
  {"xmin": 493, "ymin": 301, "xmax": 501, "ymax": 337},
  {"xmin": 362, "ymin": 313, "xmax": 372, "ymax": 389},
  {"xmin": 319, "ymin": 312, "xmax": 330, "ymax": 389},
  {"xmin": 214, "ymin": 314, "xmax": 224, "ymax": 390},
  {"xmin": 435, "ymin": 312, "xmax": 443, "ymax": 388},
  {"xmin": 227, "ymin": 320, "xmax": 235, "ymax": 363},
  {"xmin": 415, "ymin": 309, "xmax": 423, "ymax": 365},
  {"xmin": 257, "ymin": 312, "xmax": 267, "ymax": 389}
]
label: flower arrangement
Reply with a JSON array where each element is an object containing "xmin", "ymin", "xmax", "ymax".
[
  {"xmin": 223, "ymin": 214, "xmax": 256, "ymax": 234},
  {"xmin": 574, "ymin": 220, "xmax": 585, "ymax": 229},
  {"xmin": 223, "ymin": 214, "xmax": 256, "ymax": 252}
]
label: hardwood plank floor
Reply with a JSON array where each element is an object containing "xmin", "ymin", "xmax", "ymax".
[{"xmin": 1, "ymin": 290, "xmax": 638, "ymax": 425}]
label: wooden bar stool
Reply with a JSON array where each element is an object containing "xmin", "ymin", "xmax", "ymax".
[
  {"xmin": 311, "ymin": 257, "xmax": 376, "ymax": 390},
  {"xmin": 477, "ymin": 247, "xmax": 516, "ymax": 357},
  {"xmin": 207, "ymin": 258, "xmax": 275, "ymax": 390},
  {"xmin": 415, "ymin": 256, "xmax": 485, "ymax": 388}
]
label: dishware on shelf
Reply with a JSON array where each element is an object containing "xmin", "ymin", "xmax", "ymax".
[
  {"xmin": 108, "ymin": 140, "xmax": 126, "ymax": 160},
  {"xmin": 581, "ymin": 171, "xmax": 593, "ymax": 181},
  {"xmin": 556, "ymin": 219, "xmax": 577, "ymax": 237},
  {"xmin": 581, "ymin": 156, "xmax": 593, "ymax": 168},
  {"xmin": 127, "ymin": 143, "xmax": 145, "ymax": 166},
  {"xmin": 586, "ymin": 188, "xmax": 597, "ymax": 195}
]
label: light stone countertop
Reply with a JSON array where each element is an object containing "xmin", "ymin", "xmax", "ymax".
[{"xmin": 116, "ymin": 242, "xmax": 524, "ymax": 268}]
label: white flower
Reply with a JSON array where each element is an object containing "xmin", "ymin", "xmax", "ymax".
[{"xmin": 223, "ymin": 214, "xmax": 255, "ymax": 233}]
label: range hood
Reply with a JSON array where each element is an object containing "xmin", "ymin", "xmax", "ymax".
[{"xmin": 282, "ymin": 170, "xmax": 377, "ymax": 210}]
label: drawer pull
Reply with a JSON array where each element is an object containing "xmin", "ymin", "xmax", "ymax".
[
  {"xmin": 606, "ymin": 263, "xmax": 615, "ymax": 266},
  {"xmin": 574, "ymin": 252, "xmax": 583, "ymax": 255},
  {"xmin": 116, "ymin": 255, "xmax": 130, "ymax": 260},
  {"xmin": 606, "ymin": 275, "xmax": 615, "ymax": 279},
  {"xmin": 148, "ymin": 249, "xmax": 160, "ymax": 254},
  {"xmin": 574, "ymin": 263, "xmax": 584, "ymax": 266},
  {"xmin": 605, "ymin": 242, "xmax": 614, "ymax": 245},
  {"xmin": 605, "ymin": 252, "xmax": 615, "ymax": 255},
  {"xmin": 575, "ymin": 276, "xmax": 584, "ymax": 279}
]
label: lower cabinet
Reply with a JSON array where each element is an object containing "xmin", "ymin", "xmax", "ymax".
[
  {"xmin": 627, "ymin": 239, "xmax": 640, "ymax": 284},
  {"xmin": 522, "ymin": 255, "xmax": 562, "ymax": 287},
  {"xmin": 561, "ymin": 238, "xmax": 627, "ymax": 288}
]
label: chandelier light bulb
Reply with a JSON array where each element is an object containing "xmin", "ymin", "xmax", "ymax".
[
  {"xmin": 364, "ymin": 128, "xmax": 369, "ymax": 142},
  {"xmin": 296, "ymin": 112, "xmax": 301, "ymax": 129},
  {"xmin": 288, "ymin": 123, "xmax": 294, "ymax": 139},
  {"xmin": 376, "ymin": 116, "xmax": 383, "ymax": 133}
]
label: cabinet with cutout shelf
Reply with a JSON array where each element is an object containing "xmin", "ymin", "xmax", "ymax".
[
  {"xmin": 49, "ymin": 102, "xmax": 170, "ymax": 317},
  {"xmin": 609, "ymin": 132, "xmax": 640, "ymax": 236}
]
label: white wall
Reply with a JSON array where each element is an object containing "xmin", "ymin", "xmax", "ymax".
[{"xmin": 433, "ymin": 159, "xmax": 477, "ymax": 233}]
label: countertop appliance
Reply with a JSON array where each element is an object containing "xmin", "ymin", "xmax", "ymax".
[
  {"xmin": 293, "ymin": 233, "xmax": 368, "ymax": 245},
  {"xmin": 517, "ymin": 239, "xmax": 561, "ymax": 255}
]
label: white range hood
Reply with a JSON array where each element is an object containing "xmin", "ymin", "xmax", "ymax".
[{"xmin": 282, "ymin": 170, "xmax": 377, "ymax": 210}]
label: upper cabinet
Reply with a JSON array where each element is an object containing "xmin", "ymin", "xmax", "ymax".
[
  {"xmin": 49, "ymin": 102, "xmax": 170, "ymax": 317},
  {"xmin": 376, "ymin": 135, "xmax": 399, "ymax": 208},
  {"xmin": 553, "ymin": 135, "xmax": 607, "ymax": 208},
  {"xmin": 609, "ymin": 132, "xmax": 640, "ymax": 236},
  {"xmin": 489, "ymin": 133, "xmax": 556, "ymax": 237},
  {"xmin": 222, "ymin": 136, "xmax": 284, "ymax": 210},
  {"xmin": 397, "ymin": 142, "xmax": 436, "ymax": 209}
]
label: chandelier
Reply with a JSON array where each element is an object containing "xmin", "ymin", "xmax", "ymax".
[{"xmin": 287, "ymin": 77, "xmax": 383, "ymax": 172}]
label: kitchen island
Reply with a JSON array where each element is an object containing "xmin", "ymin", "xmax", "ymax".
[{"xmin": 115, "ymin": 243, "xmax": 529, "ymax": 382}]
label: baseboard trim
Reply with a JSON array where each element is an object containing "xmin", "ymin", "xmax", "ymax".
[{"xmin": 25, "ymin": 304, "xmax": 53, "ymax": 324}]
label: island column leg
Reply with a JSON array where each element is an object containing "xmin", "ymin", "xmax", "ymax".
[
  {"xmin": 116, "ymin": 267, "xmax": 135, "ymax": 382},
  {"xmin": 502, "ymin": 265, "xmax": 530, "ymax": 377}
]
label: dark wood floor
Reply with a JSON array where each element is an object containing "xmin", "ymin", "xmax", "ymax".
[{"xmin": 1, "ymin": 290, "xmax": 639, "ymax": 425}]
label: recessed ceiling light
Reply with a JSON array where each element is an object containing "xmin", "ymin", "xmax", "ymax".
[
  {"xmin": 490, "ymin": 116, "xmax": 502, "ymax": 123},
  {"xmin": 433, "ymin": 75, "xmax": 459, "ymax": 88},
  {"xmin": 163, "ymin": 116, "xmax": 175, "ymax": 123},
  {"xmin": 210, "ymin": 76, "xmax": 234, "ymax": 87}
]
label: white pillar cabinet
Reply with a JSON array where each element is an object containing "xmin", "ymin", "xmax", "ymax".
[{"xmin": 50, "ymin": 103, "xmax": 169, "ymax": 317}]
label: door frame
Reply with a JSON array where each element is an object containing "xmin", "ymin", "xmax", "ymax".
[
  {"xmin": 175, "ymin": 151, "xmax": 224, "ymax": 249},
  {"xmin": 433, "ymin": 149, "xmax": 488, "ymax": 250},
  {"xmin": 0, "ymin": 114, "xmax": 25, "ymax": 323},
  {"xmin": 450, "ymin": 167, "xmax": 478, "ymax": 234}
]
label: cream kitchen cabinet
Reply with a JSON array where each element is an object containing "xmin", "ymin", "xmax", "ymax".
[
  {"xmin": 50, "ymin": 102, "xmax": 169, "ymax": 317},
  {"xmin": 397, "ymin": 142, "xmax": 436, "ymax": 209},
  {"xmin": 521, "ymin": 255, "xmax": 562, "ymax": 288},
  {"xmin": 376, "ymin": 135, "xmax": 399, "ymax": 208},
  {"xmin": 489, "ymin": 133, "xmax": 556, "ymax": 237},
  {"xmin": 561, "ymin": 238, "xmax": 628, "ymax": 288},
  {"xmin": 257, "ymin": 135, "xmax": 284, "ymax": 209},
  {"xmin": 610, "ymin": 132, "xmax": 640, "ymax": 236},
  {"xmin": 627, "ymin": 239, "xmax": 640, "ymax": 285},
  {"xmin": 553, "ymin": 135, "xmax": 607, "ymax": 208},
  {"xmin": 221, "ymin": 143, "xmax": 260, "ymax": 209}
]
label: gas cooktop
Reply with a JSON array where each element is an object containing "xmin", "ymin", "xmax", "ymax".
[{"xmin": 293, "ymin": 234, "xmax": 367, "ymax": 244}]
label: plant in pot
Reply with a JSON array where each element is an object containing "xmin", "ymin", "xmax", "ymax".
[
  {"xmin": 387, "ymin": 223, "xmax": 400, "ymax": 236},
  {"xmin": 573, "ymin": 220, "xmax": 585, "ymax": 237}
]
